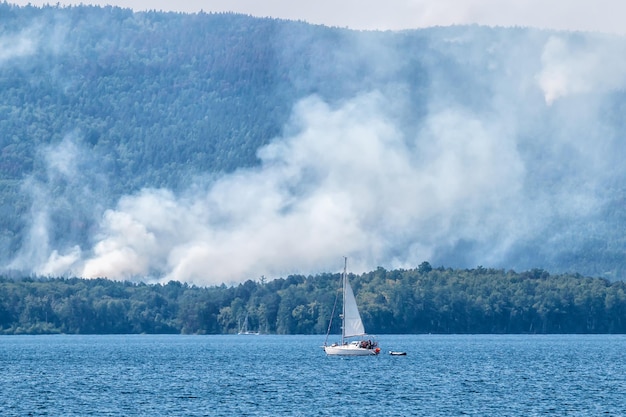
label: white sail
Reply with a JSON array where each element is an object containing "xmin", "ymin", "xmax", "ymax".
[{"xmin": 343, "ymin": 278, "xmax": 365, "ymax": 338}]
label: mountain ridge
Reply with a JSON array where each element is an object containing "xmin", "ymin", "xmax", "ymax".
[{"xmin": 1, "ymin": 4, "xmax": 625, "ymax": 284}]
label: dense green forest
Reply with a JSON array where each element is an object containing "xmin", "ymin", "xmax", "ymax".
[
  {"xmin": 1, "ymin": 4, "xmax": 625, "ymax": 282},
  {"xmin": 2, "ymin": 265, "xmax": 626, "ymax": 335}
]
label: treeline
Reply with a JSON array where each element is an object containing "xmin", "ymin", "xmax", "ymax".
[{"xmin": 2, "ymin": 264, "xmax": 626, "ymax": 335}]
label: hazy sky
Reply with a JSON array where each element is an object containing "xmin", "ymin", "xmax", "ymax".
[{"xmin": 9, "ymin": 0, "xmax": 626, "ymax": 34}]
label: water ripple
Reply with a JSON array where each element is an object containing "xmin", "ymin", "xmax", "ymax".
[{"xmin": 1, "ymin": 334, "xmax": 625, "ymax": 416}]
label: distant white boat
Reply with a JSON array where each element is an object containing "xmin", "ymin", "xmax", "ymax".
[
  {"xmin": 238, "ymin": 313, "xmax": 259, "ymax": 335},
  {"xmin": 323, "ymin": 257, "xmax": 380, "ymax": 356}
]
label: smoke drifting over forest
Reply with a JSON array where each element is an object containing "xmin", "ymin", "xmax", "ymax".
[{"xmin": 3, "ymin": 10, "xmax": 626, "ymax": 285}]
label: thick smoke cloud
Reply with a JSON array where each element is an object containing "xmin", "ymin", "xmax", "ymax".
[
  {"xmin": 30, "ymin": 91, "xmax": 529, "ymax": 285},
  {"xmin": 83, "ymin": 93, "xmax": 434, "ymax": 284},
  {"xmin": 11, "ymin": 28, "xmax": 626, "ymax": 285},
  {"xmin": 537, "ymin": 35, "xmax": 626, "ymax": 104}
]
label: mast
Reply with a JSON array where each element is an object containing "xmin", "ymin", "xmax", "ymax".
[{"xmin": 341, "ymin": 256, "xmax": 347, "ymax": 345}]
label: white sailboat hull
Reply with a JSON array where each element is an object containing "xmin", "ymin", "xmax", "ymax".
[{"xmin": 324, "ymin": 342, "xmax": 380, "ymax": 356}]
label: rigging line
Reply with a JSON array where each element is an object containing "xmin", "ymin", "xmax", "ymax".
[{"xmin": 324, "ymin": 282, "xmax": 340, "ymax": 347}]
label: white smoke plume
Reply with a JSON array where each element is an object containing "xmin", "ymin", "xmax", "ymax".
[
  {"xmin": 0, "ymin": 19, "xmax": 68, "ymax": 65},
  {"xmin": 11, "ymin": 134, "xmax": 104, "ymax": 277},
  {"xmin": 537, "ymin": 35, "xmax": 626, "ymax": 105},
  {"xmin": 0, "ymin": 29, "xmax": 37, "ymax": 64},
  {"xmin": 12, "ymin": 27, "xmax": 626, "ymax": 285},
  {"xmin": 63, "ymin": 89, "xmax": 530, "ymax": 285},
  {"xmin": 9, "ymin": 137, "xmax": 80, "ymax": 273}
]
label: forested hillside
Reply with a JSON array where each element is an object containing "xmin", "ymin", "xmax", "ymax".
[
  {"xmin": 2, "ymin": 266, "xmax": 626, "ymax": 334},
  {"xmin": 1, "ymin": 4, "xmax": 625, "ymax": 283}
]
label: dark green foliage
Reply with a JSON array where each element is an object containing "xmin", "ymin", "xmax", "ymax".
[
  {"xmin": 2, "ymin": 267, "xmax": 626, "ymax": 335},
  {"xmin": 1, "ymin": 5, "xmax": 626, "ymax": 281},
  {"xmin": 0, "ymin": 5, "xmax": 434, "ymax": 267}
]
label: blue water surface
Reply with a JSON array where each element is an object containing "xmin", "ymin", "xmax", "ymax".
[{"xmin": 1, "ymin": 334, "xmax": 625, "ymax": 416}]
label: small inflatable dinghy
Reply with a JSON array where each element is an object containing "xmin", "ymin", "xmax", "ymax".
[{"xmin": 389, "ymin": 351, "xmax": 407, "ymax": 356}]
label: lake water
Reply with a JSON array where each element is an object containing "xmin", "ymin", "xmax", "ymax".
[{"xmin": 1, "ymin": 334, "xmax": 625, "ymax": 416}]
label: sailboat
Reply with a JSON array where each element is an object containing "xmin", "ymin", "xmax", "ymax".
[
  {"xmin": 238, "ymin": 313, "xmax": 259, "ymax": 335},
  {"xmin": 323, "ymin": 257, "xmax": 380, "ymax": 356}
]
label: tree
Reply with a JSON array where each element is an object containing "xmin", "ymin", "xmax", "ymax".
[{"xmin": 418, "ymin": 261, "xmax": 433, "ymax": 274}]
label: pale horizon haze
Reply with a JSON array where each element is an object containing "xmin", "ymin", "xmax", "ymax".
[{"xmin": 8, "ymin": 0, "xmax": 626, "ymax": 34}]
